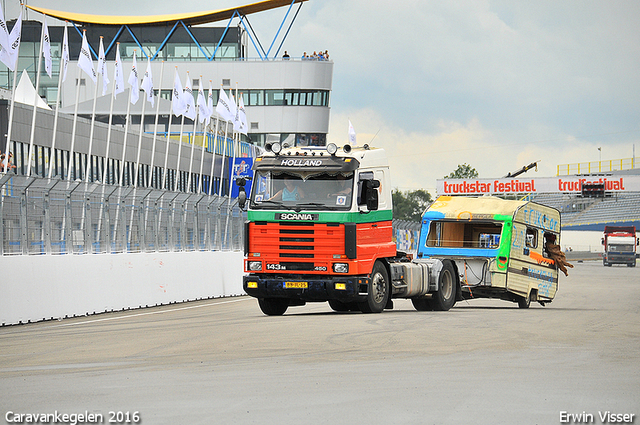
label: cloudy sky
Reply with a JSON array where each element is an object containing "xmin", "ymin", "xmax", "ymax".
[{"xmin": 8, "ymin": 0, "xmax": 640, "ymax": 192}]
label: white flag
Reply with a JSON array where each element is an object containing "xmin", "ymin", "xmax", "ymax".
[
  {"xmin": 197, "ymin": 83, "xmax": 208, "ymax": 123},
  {"xmin": 0, "ymin": 11, "xmax": 21, "ymax": 72},
  {"xmin": 229, "ymin": 90, "xmax": 238, "ymax": 127},
  {"xmin": 42, "ymin": 20, "xmax": 52, "ymax": 78},
  {"xmin": 0, "ymin": 5, "xmax": 9, "ymax": 53},
  {"xmin": 128, "ymin": 50, "xmax": 139, "ymax": 104},
  {"xmin": 206, "ymin": 81, "xmax": 214, "ymax": 126},
  {"xmin": 233, "ymin": 92, "xmax": 243, "ymax": 133},
  {"xmin": 183, "ymin": 75, "xmax": 196, "ymax": 120},
  {"xmin": 77, "ymin": 30, "xmax": 97, "ymax": 83},
  {"xmin": 141, "ymin": 57, "xmax": 154, "ymax": 107},
  {"xmin": 237, "ymin": 95, "xmax": 248, "ymax": 135},
  {"xmin": 61, "ymin": 24, "xmax": 69, "ymax": 83},
  {"xmin": 172, "ymin": 71, "xmax": 186, "ymax": 117},
  {"xmin": 113, "ymin": 45, "xmax": 124, "ymax": 98},
  {"xmin": 348, "ymin": 120, "xmax": 356, "ymax": 145},
  {"xmin": 216, "ymin": 87, "xmax": 234, "ymax": 122},
  {"xmin": 97, "ymin": 37, "xmax": 109, "ymax": 96}
]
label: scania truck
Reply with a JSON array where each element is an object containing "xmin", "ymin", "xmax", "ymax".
[
  {"xmin": 241, "ymin": 143, "xmax": 563, "ymax": 315},
  {"xmin": 602, "ymin": 226, "xmax": 638, "ymax": 267}
]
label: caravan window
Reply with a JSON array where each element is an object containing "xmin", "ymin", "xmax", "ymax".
[
  {"xmin": 526, "ymin": 227, "xmax": 538, "ymax": 248},
  {"xmin": 426, "ymin": 221, "xmax": 502, "ymax": 248}
]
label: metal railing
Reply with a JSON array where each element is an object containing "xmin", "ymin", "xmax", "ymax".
[
  {"xmin": 557, "ymin": 157, "xmax": 638, "ymax": 176},
  {"xmin": 0, "ymin": 174, "xmax": 245, "ymax": 256}
]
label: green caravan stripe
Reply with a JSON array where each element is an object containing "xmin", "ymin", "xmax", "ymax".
[
  {"xmin": 247, "ymin": 209, "xmax": 393, "ymax": 223},
  {"xmin": 497, "ymin": 218, "xmax": 513, "ymax": 271}
]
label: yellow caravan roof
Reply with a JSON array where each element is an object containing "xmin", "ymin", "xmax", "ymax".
[
  {"xmin": 426, "ymin": 196, "xmax": 528, "ymax": 220},
  {"xmin": 26, "ymin": 0, "xmax": 308, "ymax": 26}
]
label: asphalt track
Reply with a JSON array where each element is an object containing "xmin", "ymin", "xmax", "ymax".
[{"xmin": 1, "ymin": 261, "xmax": 638, "ymax": 425}]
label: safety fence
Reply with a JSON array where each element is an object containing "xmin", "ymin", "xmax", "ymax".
[
  {"xmin": 393, "ymin": 219, "xmax": 421, "ymax": 253},
  {"xmin": 0, "ymin": 174, "xmax": 245, "ymax": 256}
]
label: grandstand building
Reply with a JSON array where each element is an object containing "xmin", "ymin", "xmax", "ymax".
[{"xmin": 0, "ymin": 0, "xmax": 332, "ymax": 190}]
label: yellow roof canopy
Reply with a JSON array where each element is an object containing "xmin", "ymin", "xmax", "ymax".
[{"xmin": 26, "ymin": 0, "xmax": 308, "ymax": 26}]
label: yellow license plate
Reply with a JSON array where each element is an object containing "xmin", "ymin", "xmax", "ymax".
[{"xmin": 284, "ymin": 281, "xmax": 308, "ymax": 289}]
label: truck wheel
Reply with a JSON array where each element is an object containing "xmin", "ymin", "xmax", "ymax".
[
  {"xmin": 517, "ymin": 292, "xmax": 531, "ymax": 309},
  {"xmin": 431, "ymin": 260, "xmax": 457, "ymax": 311},
  {"xmin": 411, "ymin": 298, "xmax": 433, "ymax": 311},
  {"xmin": 258, "ymin": 298, "xmax": 288, "ymax": 316},
  {"xmin": 359, "ymin": 261, "xmax": 390, "ymax": 313}
]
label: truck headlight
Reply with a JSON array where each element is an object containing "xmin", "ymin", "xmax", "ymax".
[
  {"xmin": 248, "ymin": 261, "xmax": 262, "ymax": 271},
  {"xmin": 333, "ymin": 263, "xmax": 349, "ymax": 273}
]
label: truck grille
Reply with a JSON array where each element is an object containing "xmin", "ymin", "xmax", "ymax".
[{"xmin": 249, "ymin": 222, "xmax": 345, "ymax": 270}]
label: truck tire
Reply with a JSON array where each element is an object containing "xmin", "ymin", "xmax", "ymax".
[
  {"xmin": 258, "ymin": 298, "xmax": 289, "ymax": 316},
  {"xmin": 517, "ymin": 292, "xmax": 531, "ymax": 309},
  {"xmin": 431, "ymin": 260, "xmax": 457, "ymax": 311},
  {"xmin": 358, "ymin": 261, "xmax": 390, "ymax": 313},
  {"xmin": 411, "ymin": 298, "xmax": 433, "ymax": 311}
]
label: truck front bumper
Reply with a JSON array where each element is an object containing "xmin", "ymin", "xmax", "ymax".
[{"xmin": 243, "ymin": 274, "xmax": 370, "ymax": 303}]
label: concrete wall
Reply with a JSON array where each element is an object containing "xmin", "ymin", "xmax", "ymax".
[{"xmin": 0, "ymin": 251, "xmax": 245, "ymax": 326}]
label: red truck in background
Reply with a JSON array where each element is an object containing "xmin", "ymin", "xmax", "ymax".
[{"xmin": 602, "ymin": 226, "xmax": 638, "ymax": 267}]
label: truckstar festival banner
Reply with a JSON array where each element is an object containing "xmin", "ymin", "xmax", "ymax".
[{"xmin": 436, "ymin": 175, "xmax": 640, "ymax": 195}]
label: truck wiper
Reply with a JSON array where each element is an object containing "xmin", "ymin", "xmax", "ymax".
[
  {"xmin": 294, "ymin": 202, "xmax": 339, "ymax": 211},
  {"xmin": 255, "ymin": 200, "xmax": 296, "ymax": 210}
]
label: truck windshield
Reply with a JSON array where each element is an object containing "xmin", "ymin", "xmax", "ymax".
[
  {"xmin": 608, "ymin": 244, "xmax": 633, "ymax": 252},
  {"xmin": 250, "ymin": 171, "xmax": 354, "ymax": 210}
]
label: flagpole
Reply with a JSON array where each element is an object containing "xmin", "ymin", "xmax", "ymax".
[
  {"xmin": 196, "ymin": 75, "xmax": 208, "ymax": 194},
  {"xmin": 208, "ymin": 116, "xmax": 220, "ymax": 195},
  {"xmin": 84, "ymin": 39, "xmax": 103, "ymax": 183},
  {"xmin": 3, "ymin": 61, "xmax": 18, "ymax": 175},
  {"xmin": 66, "ymin": 65, "xmax": 83, "ymax": 180},
  {"xmin": 48, "ymin": 22, "xmax": 68, "ymax": 179},
  {"xmin": 174, "ymin": 114, "xmax": 186, "ymax": 192},
  {"xmin": 149, "ymin": 61, "xmax": 164, "ymax": 189},
  {"xmin": 186, "ymin": 102, "xmax": 198, "ymax": 193},
  {"xmin": 1, "ymin": 7, "xmax": 19, "ymax": 174},
  {"xmin": 26, "ymin": 19, "xmax": 45, "ymax": 177},
  {"xmin": 174, "ymin": 71, "xmax": 190, "ymax": 192},
  {"xmin": 162, "ymin": 111, "xmax": 173, "ymax": 190},
  {"xmin": 133, "ymin": 91, "xmax": 147, "ymax": 188},
  {"xmin": 102, "ymin": 45, "xmax": 120, "ymax": 186},
  {"xmin": 223, "ymin": 85, "xmax": 240, "ymax": 245},
  {"xmin": 162, "ymin": 67, "xmax": 178, "ymax": 190},
  {"xmin": 119, "ymin": 91, "xmax": 133, "ymax": 186}
]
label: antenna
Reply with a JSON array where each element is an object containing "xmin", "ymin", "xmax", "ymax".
[{"xmin": 369, "ymin": 128, "xmax": 381, "ymax": 145}]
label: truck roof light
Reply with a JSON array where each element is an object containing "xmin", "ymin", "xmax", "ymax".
[
  {"xmin": 271, "ymin": 142, "xmax": 282, "ymax": 154},
  {"xmin": 343, "ymin": 144, "xmax": 352, "ymax": 153},
  {"xmin": 327, "ymin": 143, "xmax": 338, "ymax": 155}
]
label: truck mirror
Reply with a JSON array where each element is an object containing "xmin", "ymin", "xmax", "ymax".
[
  {"xmin": 238, "ymin": 187, "xmax": 247, "ymax": 210},
  {"xmin": 601, "ymin": 238, "xmax": 604, "ymax": 245},
  {"xmin": 236, "ymin": 177, "xmax": 246, "ymax": 187},
  {"xmin": 366, "ymin": 179, "xmax": 380, "ymax": 211}
]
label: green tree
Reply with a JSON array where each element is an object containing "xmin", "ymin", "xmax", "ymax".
[
  {"xmin": 445, "ymin": 163, "xmax": 478, "ymax": 179},
  {"xmin": 392, "ymin": 189, "xmax": 433, "ymax": 222}
]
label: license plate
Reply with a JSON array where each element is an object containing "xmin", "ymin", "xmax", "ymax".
[{"xmin": 284, "ymin": 281, "xmax": 308, "ymax": 289}]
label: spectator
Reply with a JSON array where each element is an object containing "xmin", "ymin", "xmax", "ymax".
[
  {"xmin": 0, "ymin": 152, "xmax": 16, "ymax": 172},
  {"xmin": 283, "ymin": 51, "xmax": 290, "ymax": 60},
  {"xmin": 270, "ymin": 177, "xmax": 305, "ymax": 201}
]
